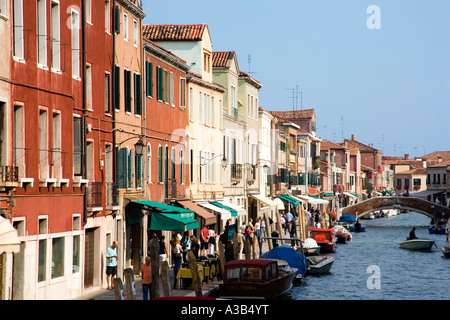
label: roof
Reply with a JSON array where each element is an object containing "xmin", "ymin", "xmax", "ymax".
[
  {"xmin": 428, "ymin": 159, "xmax": 450, "ymax": 168},
  {"xmin": 212, "ymin": 51, "xmax": 234, "ymax": 68},
  {"xmin": 142, "ymin": 24, "xmax": 208, "ymax": 41},
  {"xmin": 270, "ymin": 109, "xmax": 316, "ymax": 120},
  {"xmin": 382, "ymin": 159, "xmax": 424, "ymax": 168},
  {"xmin": 321, "ymin": 140, "xmax": 348, "ymax": 151},
  {"xmin": 396, "ymin": 168, "xmax": 427, "ymax": 175},
  {"xmin": 343, "ymin": 138, "xmax": 380, "ymax": 152}
]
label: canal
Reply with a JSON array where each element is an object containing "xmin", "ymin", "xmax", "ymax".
[{"xmin": 283, "ymin": 211, "xmax": 450, "ymax": 300}]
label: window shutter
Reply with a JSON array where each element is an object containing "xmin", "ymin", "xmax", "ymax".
[
  {"xmin": 135, "ymin": 73, "xmax": 142, "ymax": 115},
  {"xmin": 114, "ymin": 6, "xmax": 120, "ymax": 34},
  {"xmin": 146, "ymin": 61, "xmax": 153, "ymax": 97},
  {"xmin": 127, "ymin": 149, "xmax": 134, "ymax": 188},
  {"xmin": 117, "ymin": 148, "xmax": 127, "ymax": 188},
  {"xmin": 114, "ymin": 65, "xmax": 120, "ymax": 110},
  {"xmin": 124, "ymin": 70, "xmax": 131, "ymax": 113},
  {"xmin": 158, "ymin": 146, "xmax": 162, "ymax": 183}
]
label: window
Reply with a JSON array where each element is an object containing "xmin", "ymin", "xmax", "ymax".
[
  {"xmin": 146, "ymin": 61, "xmax": 153, "ymax": 98},
  {"xmin": 0, "ymin": 0, "xmax": 6, "ymax": 16},
  {"xmin": 114, "ymin": 65, "xmax": 120, "ymax": 111},
  {"xmin": 413, "ymin": 179, "xmax": 421, "ymax": 186},
  {"xmin": 105, "ymin": 0, "xmax": 111, "ymax": 33},
  {"xmin": 203, "ymin": 52, "xmax": 210, "ymax": 73},
  {"xmin": 105, "ymin": 73, "xmax": 111, "ymax": 113},
  {"xmin": 73, "ymin": 235, "xmax": 80, "ymax": 273},
  {"xmin": 134, "ymin": 73, "xmax": 142, "ymax": 115},
  {"xmin": 189, "ymin": 87, "xmax": 193, "ymax": 121},
  {"xmin": 73, "ymin": 117, "xmax": 82, "ymax": 176},
  {"xmin": 86, "ymin": 141, "xmax": 93, "ymax": 181},
  {"xmin": 211, "ymin": 96, "xmax": 215, "ymax": 127},
  {"xmin": 113, "ymin": 5, "xmax": 120, "ymax": 34},
  {"xmin": 146, "ymin": 144, "xmax": 151, "ymax": 183},
  {"xmin": 123, "ymin": 13, "xmax": 128, "ymax": 41},
  {"xmin": 37, "ymin": 0, "xmax": 47, "ymax": 66},
  {"xmin": 158, "ymin": 146, "xmax": 162, "ymax": 183},
  {"xmin": 396, "ymin": 178, "xmax": 402, "ymax": 188},
  {"xmin": 39, "ymin": 109, "xmax": 48, "ymax": 178},
  {"xmin": 13, "ymin": 105, "xmax": 25, "ymax": 177},
  {"xmin": 133, "ymin": 19, "xmax": 138, "ymax": 46},
  {"xmin": 13, "ymin": 0, "xmax": 24, "ymax": 59},
  {"xmin": 38, "ymin": 239, "xmax": 47, "ymax": 282},
  {"xmin": 180, "ymin": 150, "xmax": 183, "ymax": 184},
  {"xmin": 199, "ymin": 91, "xmax": 202, "ymax": 123},
  {"xmin": 211, "ymin": 152, "xmax": 215, "ymax": 183},
  {"xmin": 51, "ymin": 1, "xmax": 60, "ymax": 71},
  {"xmin": 190, "ymin": 149, "xmax": 194, "ymax": 183},
  {"xmin": 180, "ymin": 78, "xmax": 186, "ymax": 109},
  {"xmin": 117, "ymin": 148, "xmax": 128, "ymax": 188},
  {"xmin": 52, "ymin": 112, "xmax": 62, "ymax": 179},
  {"xmin": 231, "ymin": 85, "xmax": 237, "ymax": 117},
  {"xmin": 127, "ymin": 149, "xmax": 134, "ymax": 188},
  {"xmin": 156, "ymin": 66, "xmax": 162, "ymax": 101},
  {"xmin": 71, "ymin": 9, "xmax": 80, "ymax": 78},
  {"xmin": 204, "ymin": 93, "xmax": 210, "ymax": 125},
  {"xmin": 135, "ymin": 151, "xmax": 143, "ymax": 188},
  {"xmin": 219, "ymin": 99, "xmax": 223, "ymax": 129},
  {"xmin": 85, "ymin": 0, "xmax": 92, "ymax": 24},
  {"xmin": 52, "ymin": 237, "xmax": 65, "ymax": 279},
  {"xmin": 86, "ymin": 65, "xmax": 92, "ymax": 109},
  {"xmin": 199, "ymin": 151, "xmax": 202, "ymax": 183},
  {"xmin": 124, "ymin": 69, "xmax": 131, "ymax": 113},
  {"xmin": 169, "ymin": 73, "xmax": 174, "ymax": 106},
  {"xmin": 171, "ymin": 148, "xmax": 176, "ymax": 180}
]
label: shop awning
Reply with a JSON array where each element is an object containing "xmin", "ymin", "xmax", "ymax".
[
  {"xmin": 197, "ymin": 202, "xmax": 233, "ymax": 221},
  {"xmin": 132, "ymin": 200, "xmax": 194, "ymax": 214},
  {"xmin": 249, "ymin": 193, "xmax": 279, "ymax": 209},
  {"xmin": 411, "ymin": 189, "xmax": 446, "ymax": 199},
  {"xmin": 0, "ymin": 216, "xmax": 21, "ymax": 254},
  {"xmin": 343, "ymin": 192, "xmax": 358, "ymax": 199},
  {"xmin": 273, "ymin": 198, "xmax": 285, "ymax": 211},
  {"xmin": 177, "ymin": 200, "xmax": 216, "ymax": 226},
  {"xmin": 212, "ymin": 200, "xmax": 246, "ymax": 217},
  {"xmin": 297, "ymin": 195, "xmax": 329, "ymax": 205},
  {"xmin": 150, "ymin": 212, "xmax": 199, "ymax": 232},
  {"xmin": 278, "ymin": 195, "xmax": 300, "ymax": 207}
]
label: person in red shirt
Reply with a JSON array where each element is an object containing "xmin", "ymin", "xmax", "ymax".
[
  {"xmin": 201, "ymin": 225, "xmax": 209, "ymax": 256},
  {"xmin": 141, "ymin": 256, "xmax": 152, "ymax": 300}
]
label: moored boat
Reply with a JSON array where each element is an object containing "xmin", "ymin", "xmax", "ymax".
[
  {"xmin": 302, "ymin": 238, "xmax": 321, "ymax": 256},
  {"xmin": 441, "ymin": 246, "xmax": 450, "ymax": 258},
  {"xmin": 306, "ymin": 255, "xmax": 334, "ymax": 275},
  {"xmin": 261, "ymin": 245, "xmax": 308, "ymax": 284},
  {"xmin": 334, "ymin": 225, "xmax": 352, "ymax": 244},
  {"xmin": 399, "ymin": 239, "xmax": 435, "ymax": 251},
  {"xmin": 310, "ymin": 228, "xmax": 337, "ymax": 253},
  {"xmin": 219, "ymin": 259, "xmax": 296, "ymax": 299},
  {"xmin": 428, "ymin": 227, "xmax": 446, "ymax": 235}
]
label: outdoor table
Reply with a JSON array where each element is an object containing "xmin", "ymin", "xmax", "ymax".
[{"xmin": 176, "ymin": 266, "xmax": 206, "ymax": 289}]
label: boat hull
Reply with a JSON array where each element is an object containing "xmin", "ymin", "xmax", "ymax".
[
  {"xmin": 349, "ymin": 225, "xmax": 366, "ymax": 232},
  {"xmin": 219, "ymin": 271, "xmax": 296, "ymax": 299},
  {"xmin": 399, "ymin": 239, "xmax": 435, "ymax": 251},
  {"xmin": 317, "ymin": 240, "xmax": 336, "ymax": 253},
  {"xmin": 303, "ymin": 246, "xmax": 321, "ymax": 256},
  {"xmin": 306, "ymin": 256, "xmax": 334, "ymax": 275},
  {"xmin": 336, "ymin": 232, "xmax": 349, "ymax": 244}
]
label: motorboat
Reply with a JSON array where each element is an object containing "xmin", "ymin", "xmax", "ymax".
[
  {"xmin": 306, "ymin": 255, "xmax": 334, "ymax": 275},
  {"xmin": 349, "ymin": 222, "xmax": 366, "ymax": 232},
  {"xmin": 334, "ymin": 225, "xmax": 352, "ymax": 244},
  {"xmin": 302, "ymin": 238, "xmax": 321, "ymax": 256},
  {"xmin": 219, "ymin": 259, "xmax": 297, "ymax": 299},
  {"xmin": 261, "ymin": 245, "xmax": 308, "ymax": 284},
  {"xmin": 399, "ymin": 239, "xmax": 435, "ymax": 251},
  {"xmin": 428, "ymin": 227, "xmax": 446, "ymax": 235},
  {"xmin": 310, "ymin": 228, "xmax": 337, "ymax": 253},
  {"xmin": 441, "ymin": 246, "xmax": 450, "ymax": 258}
]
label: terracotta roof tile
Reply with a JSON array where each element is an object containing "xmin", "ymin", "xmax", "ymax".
[
  {"xmin": 320, "ymin": 140, "xmax": 348, "ymax": 150},
  {"xmin": 270, "ymin": 109, "xmax": 315, "ymax": 120},
  {"xmin": 212, "ymin": 51, "xmax": 233, "ymax": 68},
  {"xmin": 396, "ymin": 168, "xmax": 427, "ymax": 175},
  {"xmin": 142, "ymin": 24, "xmax": 207, "ymax": 41}
]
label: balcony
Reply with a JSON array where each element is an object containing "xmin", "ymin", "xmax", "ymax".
[
  {"xmin": 231, "ymin": 164, "xmax": 242, "ymax": 180},
  {"xmin": 87, "ymin": 182, "xmax": 103, "ymax": 212},
  {"xmin": 166, "ymin": 178, "xmax": 185, "ymax": 200},
  {"xmin": 0, "ymin": 166, "xmax": 19, "ymax": 188},
  {"xmin": 106, "ymin": 182, "xmax": 119, "ymax": 210},
  {"xmin": 247, "ymin": 165, "xmax": 256, "ymax": 184}
]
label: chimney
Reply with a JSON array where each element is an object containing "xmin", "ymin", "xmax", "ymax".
[
  {"xmin": 351, "ymin": 134, "xmax": 356, "ymax": 140},
  {"xmin": 404, "ymin": 154, "xmax": 409, "ymax": 160}
]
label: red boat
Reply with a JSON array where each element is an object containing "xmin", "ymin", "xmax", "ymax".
[
  {"xmin": 219, "ymin": 259, "xmax": 296, "ymax": 299},
  {"xmin": 310, "ymin": 228, "xmax": 337, "ymax": 253}
]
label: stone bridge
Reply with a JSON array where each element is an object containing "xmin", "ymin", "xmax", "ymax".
[{"xmin": 341, "ymin": 196, "xmax": 450, "ymax": 221}]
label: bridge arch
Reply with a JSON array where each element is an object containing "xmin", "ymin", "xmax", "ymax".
[{"xmin": 341, "ymin": 196, "xmax": 450, "ymax": 221}]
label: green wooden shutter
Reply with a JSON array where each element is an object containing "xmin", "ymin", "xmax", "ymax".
[
  {"xmin": 146, "ymin": 61, "xmax": 153, "ymax": 98},
  {"xmin": 134, "ymin": 73, "xmax": 142, "ymax": 115},
  {"xmin": 117, "ymin": 148, "xmax": 127, "ymax": 188},
  {"xmin": 157, "ymin": 67, "xmax": 163, "ymax": 101},
  {"xmin": 158, "ymin": 146, "xmax": 162, "ymax": 183},
  {"xmin": 114, "ymin": 6, "xmax": 120, "ymax": 34},
  {"xmin": 128, "ymin": 149, "xmax": 134, "ymax": 188},
  {"xmin": 114, "ymin": 65, "xmax": 120, "ymax": 111},
  {"xmin": 124, "ymin": 70, "xmax": 131, "ymax": 113}
]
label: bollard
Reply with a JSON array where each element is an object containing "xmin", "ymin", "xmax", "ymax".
[
  {"xmin": 113, "ymin": 278, "xmax": 125, "ymax": 300},
  {"xmin": 124, "ymin": 268, "xmax": 136, "ymax": 300},
  {"xmin": 271, "ymin": 231, "xmax": 279, "ymax": 248}
]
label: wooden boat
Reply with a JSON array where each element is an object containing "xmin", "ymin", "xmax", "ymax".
[
  {"xmin": 260, "ymin": 245, "xmax": 307, "ymax": 284},
  {"xmin": 302, "ymin": 238, "xmax": 321, "ymax": 256},
  {"xmin": 399, "ymin": 239, "xmax": 435, "ymax": 251},
  {"xmin": 306, "ymin": 255, "xmax": 334, "ymax": 275},
  {"xmin": 219, "ymin": 259, "xmax": 296, "ymax": 299},
  {"xmin": 349, "ymin": 223, "xmax": 366, "ymax": 232},
  {"xmin": 334, "ymin": 225, "xmax": 352, "ymax": 244},
  {"xmin": 441, "ymin": 246, "xmax": 450, "ymax": 258},
  {"xmin": 310, "ymin": 228, "xmax": 337, "ymax": 253}
]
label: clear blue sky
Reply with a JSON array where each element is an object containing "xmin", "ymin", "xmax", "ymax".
[{"xmin": 143, "ymin": 0, "xmax": 450, "ymax": 159}]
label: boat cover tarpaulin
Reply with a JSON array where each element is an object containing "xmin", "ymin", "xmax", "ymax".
[
  {"xmin": 339, "ymin": 214, "xmax": 357, "ymax": 222},
  {"xmin": 261, "ymin": 245, "xmax": 308, "ymax": 275}
]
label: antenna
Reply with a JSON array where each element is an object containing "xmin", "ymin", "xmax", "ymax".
[
  {"xmin": 247, "ymin": 54, "xmax": 257, "ymax": 75},
  {"xmin": 340, "ymin": 116, "xmax": 344, "ymax": 142},
  {"xmin": 285, "ymin": 85, "xmax": 302, "ymax": 111}
]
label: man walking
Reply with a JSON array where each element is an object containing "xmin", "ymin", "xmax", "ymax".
[
  {"xmin": 106, "ymin": 241, "xmax": 118, "ymax": 290},
  {"xmin": 141, "ymin": 256, "xmax": 152, "ymax": 300}
]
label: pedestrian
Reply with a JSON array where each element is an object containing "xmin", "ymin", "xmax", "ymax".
[
  {"xmin": 190, "ymin": 235, "xmax": 200, "ymax": 259},
  {"xmin": 280, "ymin": 214, "xmax": 286, "ymax": 235},
  {"xmin": 314, "ymin": 211, "xmax": 320, "ymax": 228},
  {"xmin": 260, "ymin": 218, "xmax": 266, "ymax": 241},
  {"xmin": 106, "ymin": 241, "xmax": 118, "ymax": 290},
  {"xmin": 208, "ymin": 227, "xmax": 216, "ymax": 255},
  {"xmin": 172, "ymin": 237, "xmax": 183, "ymax": 289},
  {"xmin": 254, "ymin": 217, "xmax": 262, "ymax": 243},
  {"xmin": 159, "ymin": 235, "xmax": 168, "ymax": 263},
  {"xmin": 180, "ymin": 232, "xmax": 191, "ymax": 263},
  {"xmin": 201, "ymin": 225, "xmax": 209, "ymax": 256},
  {"xmin": 140, "ymin": 256, "xmax": 152, "ymax": 300}
]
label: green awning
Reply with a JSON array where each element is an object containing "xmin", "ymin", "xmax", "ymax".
[
  {"xmin": 211, "ymin": 201, "xmax": 238, "ymax": 217},
  {"xmin": 133, "ymin": 200, "xmax": 194, "ymax": 215},
  {"xmin": 324, "ymin": 193, "xmax": 334, "ymax": 197},
  {"xmin": 150, "ymin": 212, "xmax": 199, "ymax": 232},
  {"xmin": 278, "ymin": 195, "xmax": 300, "ymax": 207}
]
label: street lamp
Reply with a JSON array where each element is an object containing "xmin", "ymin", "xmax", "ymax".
[{"xmin": 134, "ymin": 138, "xmax": 145, "ymax": 156}]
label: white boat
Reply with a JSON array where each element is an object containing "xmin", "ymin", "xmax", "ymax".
[
  {"xmin": 302, "ymin": 238, "xmax": 321, "ymax": 256},
  {"xmin": 399, "ymin": 239, "xmax": 435, "ymax": 251},
  {"xmin": 306, "ymin": 255, "xmax": 334, "ymax": 275}
]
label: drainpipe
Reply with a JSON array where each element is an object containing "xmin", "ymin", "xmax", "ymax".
[
  {"xmin": 82, "ymin": 0, "xmax": 88, "ymax": 226},
  {"xmin": 112, "ymin": 0, "xmax": 117, "ymax": 185}
]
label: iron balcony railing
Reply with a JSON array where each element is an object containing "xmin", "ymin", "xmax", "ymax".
[
  {"xmin": 231, "ymin": 164, "xmax": 242, "ymax": 180},
  {"xmin": 106, "ymin": 182, "xmax": 119, "ymax": 207},
  {"xmin": 87, "ymin": 182, "xmax": 103, "ymax": 208},
  {"xmin": 0, "ymin": 166, "xmax": 19, "ymax": 183}
]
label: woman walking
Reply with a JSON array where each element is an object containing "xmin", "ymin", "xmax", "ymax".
[{"xmin": 172, "ymin": 237, "xmax": 183, "ymax": 289}]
